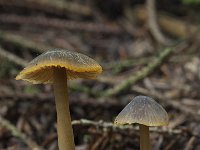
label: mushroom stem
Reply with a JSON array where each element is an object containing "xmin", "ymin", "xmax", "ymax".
[
  {"xmin": 53, "ymin": 67, "xmax": 75, "ymax": 150},
  {"xmin": 139, "ymin": 124, "xmax": 151, "ymax": 150}
]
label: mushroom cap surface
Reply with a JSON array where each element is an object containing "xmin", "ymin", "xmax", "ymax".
[
  {"xmin": 114, "ymin": 96, "xmax": 169, "ymax": 126},
  {"xmin": 16, "ymin": 49, "xmax": 102, "ymax": 84}
]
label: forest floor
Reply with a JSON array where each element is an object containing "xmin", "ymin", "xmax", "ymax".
[{"xmin": 0, "ymin": 0, "xmax": 200, "ymax": 149}]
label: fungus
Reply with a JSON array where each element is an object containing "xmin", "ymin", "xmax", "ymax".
[
  {"xmin": 16, "ymin": 49, "xmax": 102, "ymax": 150},
  {"xmin": 114, "ymin": 96, "xmax": 168, "ymax": 150}
]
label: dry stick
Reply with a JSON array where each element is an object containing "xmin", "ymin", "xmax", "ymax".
[
  {"xmin": 0, "ymin": 46, "xmax": 27, "ymax": 67},
  {"xmin": 102, "ymin": 47, "xmax": 174, "ymax": 97},
  {"xmin": 0, "ymin": 14, "xmax": 122, "ymax": 34},
  {"xmin": 0, "ymin": 31, "xmax": 53, "ymax": 53},
  {"xmin": 71, "ymin": 119, "xmax": 183, "ymax": 135},
  {"xmin": 146, "ymin": 0, "xmax": 172, "ymax": 45},
  {"xmin": 0, "ymin": 0, "xmax": 92, "ymax": 17},
  {"xmin": 133, "ymin": 6, "xmax": 197, "ymax": 38},
  {"xmin": 91, "ymin": 133, "xmax": 108, "ymax": 150},
  {"xmin": 164, "ymin": 136, "xmax": 180, "ymax": 150},
  {"xmin": 0, "ymin": 116, "xmax": 43, "ymax": 150},
  {"xmin": 184, "ymin": 136, "xmax": 196, "ymax": 150},
  {"xmin": 34, "ymin": 0, "xmax": 91, "ymax": 16}
]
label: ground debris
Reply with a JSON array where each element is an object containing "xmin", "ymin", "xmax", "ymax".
[{"xmin": 0, "ymin": 0, "xmax": 200, "ymax": 149}]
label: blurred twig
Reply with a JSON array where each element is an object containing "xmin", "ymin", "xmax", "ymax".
[
  {"xmin": 104, "ymin": 56, "xmax": 153, "ymax": 74},
  {"xmin": 0, "ymin": 0, "xmax": 92, "ymax": 17},
  {"xmin": 146, "ymin": 0, "xmax": 172, "ymax": 45},
  {"xmin": 0, "ymin": 46, "xmax": 27, "ymax": 67},
  {"xmin": 102, "ymin": 47, "xmax": 174, "ymax": 97},
  {"xmin": 128, "ymin": 6, "xmax": 197, "ymax": 38},
  {"xmin": 0, "ymin": 116, "xmax": 43, "ymax": 150},
  {"xmin": 72, "ymin": 119, "xmax": 184, "ymax": 135},
  {"xmin": 0, "ymin": 14, "xmax": 122, "ymax": 34},
  {"xmin": 184, "ymin": 136, "xmax": 196, "ymax": 150},
  {"xmin": 0, "ymin": 31, "xmax": 53, "ymax": 53}
]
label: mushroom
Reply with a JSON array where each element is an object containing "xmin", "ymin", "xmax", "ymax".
[
  {"xmin": 16, "ymin": 49, "xmax": 102, "ymax": 150},
  {"xmin": 114, "ymin": 96, "xmax": 168, "ymax": 150}
]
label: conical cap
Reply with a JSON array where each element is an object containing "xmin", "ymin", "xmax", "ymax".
[{"xmin": 115, "ymin": 96, "xmax": 169, "ymax": 126}]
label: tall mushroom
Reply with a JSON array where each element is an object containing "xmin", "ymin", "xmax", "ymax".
[
  {"xmin": 114, "ymin": 96, "xmax": 168, "ymax": 150},
  {"xmin": 16, "ymin": 49, "xmax": 102, "ymax": 150}
]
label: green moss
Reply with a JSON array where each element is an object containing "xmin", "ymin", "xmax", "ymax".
[
  {"xmin": 182, "ymin": 0, "xmax": 200, "ymax": 5},
  {"xmin": 23, "ymin": 85, "xmax": 40, "ymax": 95}
]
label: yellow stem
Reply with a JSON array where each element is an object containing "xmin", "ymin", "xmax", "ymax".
[
  {"xmin": 53, "ymin": 67, "xmax": 75, "ymax": 150},
  {"xmin": 139, "ymin": 124, "xmax": 151, "ymax": 150}
]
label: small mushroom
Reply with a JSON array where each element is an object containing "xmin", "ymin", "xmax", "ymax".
[
  {"xmin": 16, "ymin": 49, "xmax": 102, "ymax": 150},
  {"xmin": 114, "ymin": 96, "xmax": 168, "ymax": 150}
]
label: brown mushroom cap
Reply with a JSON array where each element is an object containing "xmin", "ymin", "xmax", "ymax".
[
  {"xmin": 16, "ymin": 49, "xmax": 102, "ymax": 84},
  {"xmin": 115, "ymin": 96, "xmax": 169, "ymax": 126}
]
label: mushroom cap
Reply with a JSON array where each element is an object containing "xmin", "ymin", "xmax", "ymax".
[
  {"xmin": 114, "ymin": 96, "xmax": 169, "ymax": 126},
  {"xmin": 16, "ymin": 49, "xmax": 102, "ymax": 84}
]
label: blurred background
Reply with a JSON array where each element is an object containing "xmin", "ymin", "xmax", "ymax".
[{"xmin": 0, "ymin": 0, "xmax": 200, "ymax": 149}]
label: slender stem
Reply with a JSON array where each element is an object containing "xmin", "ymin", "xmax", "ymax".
[
  {"xmin": 139, "ymin": 124, "xmax": 151, "ymax": 150},
  {"xmin": 53, "ymin": 67, "xmax": 75, "ymax": 150}
]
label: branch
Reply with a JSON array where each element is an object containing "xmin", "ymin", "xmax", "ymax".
[
  {"xmin": 102, "ymin": 47, "xmax": 174, "ymax": 97},
  {"xmin": 0, "ymin": 46, "xmax": 27, "ymax": 67},
  {"xmin": 72, "ymin": 119, "xmax": 184, "ymax": 135},
  {"xmin": 0, "ymin": 14, "xmax": 122, "ymax": 34},
  {"xmin": 132, "ymin": 6, "xmax": 197, "ymax": 38},
  {"xmin": 146, "ymin": 0, "xmax": 172, "ymax": 45},
  {"xmin": 0, "ymin": 116, "xmax": 43, "ymax": 150},
  {"xmin": 0, "ymin": 0, "xmax": 92, "ymax": 17},
  {"xmin": 0, "ymin": 31, "xmax": 53, "ymax": 53}
]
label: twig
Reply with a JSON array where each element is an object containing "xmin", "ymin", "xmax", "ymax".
[
  {"xmin": 146, "ymin": 0, "xmax": 172, "ymax": 45},
  {"xmin": 164, "ymin": 136, "xmax": 180, "ymax": 150},
  {"xmin": 72, "ymin": 119, "xmax": 183, "ymax": 135},
  {"xmin": 104, "ymin": 56, "xmax": 153, "ymax": 74},
  {"xmin": 0, "ymin": 46, "xmax": 27, "ymax": 67},
  {"xmin": 0, "ymin": 89, "xmax": 122, "ymax": 110},
  {"xmin": 0, "ymin": 0, "xmax": 92, "ymax": 17},
  {"xmin": 132, "ymin": 6, "xmax": 197, "ymax": 38},
  {"xmin": 90, "ymin": 132, "xmax": 108, "ymax": 150},
  {"xmin": 184, "ymin": 136, "xmax": 196, "ymax": 150},
  {"xmin": 0, "ymin": 116, "xmax": 43, "ymax": 150},
  {"xmin": 102, "ymin": 47, "xmax": 174, "ymax": 97},
  {"xmin": 0, "ymin": 14, "xmax": 122, "ymax": 34},
  {"xmin": 0, "ymin": 31, "xmax": 53, "ymax": 53}
]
